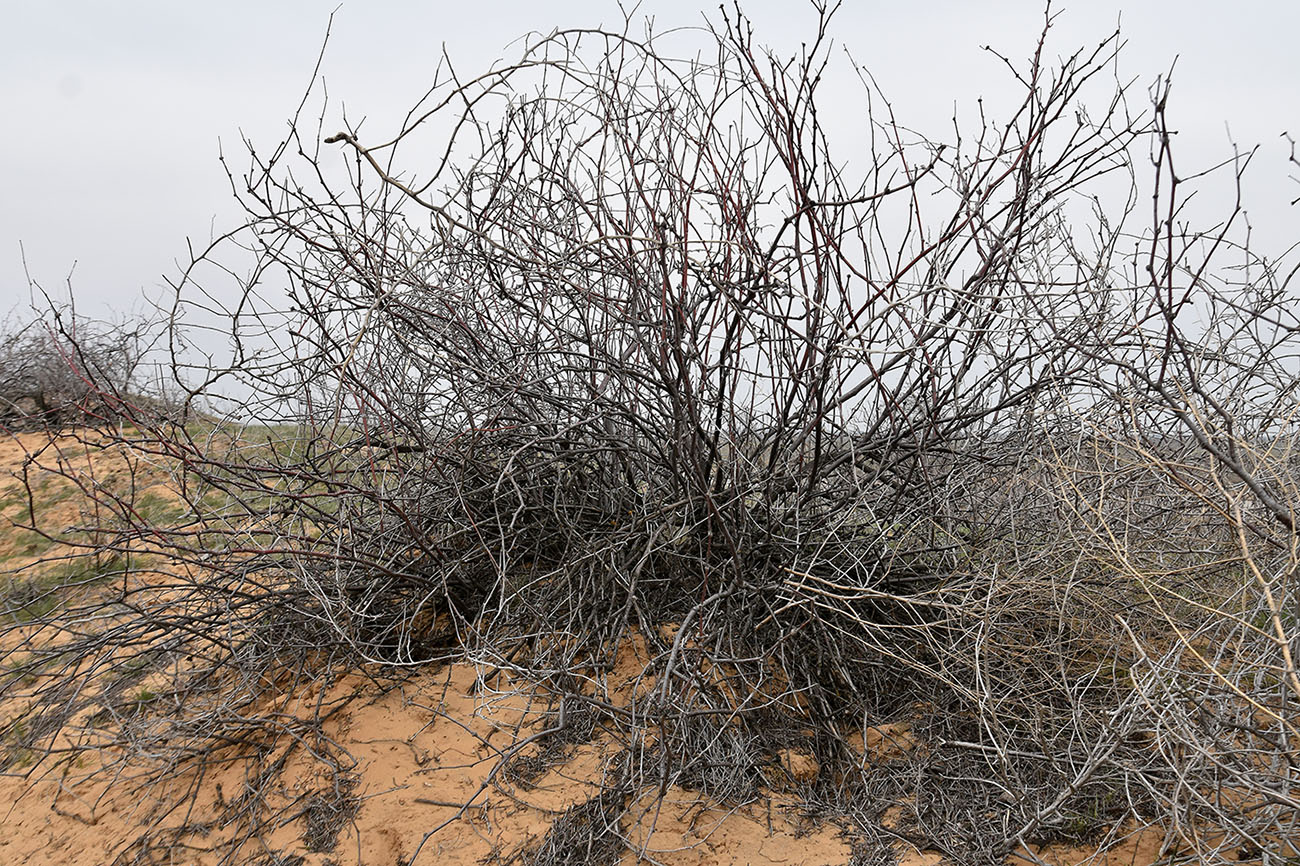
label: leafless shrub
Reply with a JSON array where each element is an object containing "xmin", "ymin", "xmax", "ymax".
[
  {"xmin": 3, "ymin": 4, "xmax": 1298, "ymax": 864},
  {"xmin": 0, "ymin": 309, "xmax": 162, "ymax": 431}
]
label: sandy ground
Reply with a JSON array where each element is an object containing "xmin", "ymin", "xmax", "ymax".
[
  {"xmin": 0, "ymin": 657, "xmax": 858, "ymax": 865},
  {"xmin": 0, "ymin": 431, "xmax": 1185, "ymax": 865},
  {"xmin": 0, "ymin": 646, "xmax": 1175, "ymax": 866}
]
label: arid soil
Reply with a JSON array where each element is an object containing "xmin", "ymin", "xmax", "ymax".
[
  {"xmin": 0, "ymin": 653, "xmax": 1169, "ymax": 866},
  {"xmin": 0, "ymin": 649, "xmax": 855, "ymax": 864},
  {"xmin": 0, "ymin": 433, "xmax": 1179, "ymax": 865}
]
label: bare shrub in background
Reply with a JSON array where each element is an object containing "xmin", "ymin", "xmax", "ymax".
[
  {"xmin": 0, "ymin": 309, "xmax": 158, "ymax": 430},
  {"xmin": 2, "ymin": 6, "xmax": 1297, "ymax": 863}
]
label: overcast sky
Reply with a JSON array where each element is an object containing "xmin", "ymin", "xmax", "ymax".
[{"xmin": 3, "ymin": 1, "xmax": 1297, "ymax": 321}]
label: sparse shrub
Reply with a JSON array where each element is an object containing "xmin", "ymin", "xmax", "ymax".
[
  {"xmin": 0, "ymin": 311, "xmax": 158, "ymax": 430},
  {"xmin": 3, "ymin": 5, "xmax": 1298, "ymax": 864}
]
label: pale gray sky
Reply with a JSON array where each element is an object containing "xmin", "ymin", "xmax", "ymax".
[{"xmin": 3, "ymin": 1, "xmax": 1297, "ymax": 319}]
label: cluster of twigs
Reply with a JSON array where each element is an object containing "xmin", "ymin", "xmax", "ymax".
[
  {"xmin": 0, "ymin": 308, "xmax": 160, "ymax": 430},
  {"xmin": 2, "ymin": 5, "xmax": 1298, "ymax": 863}
]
